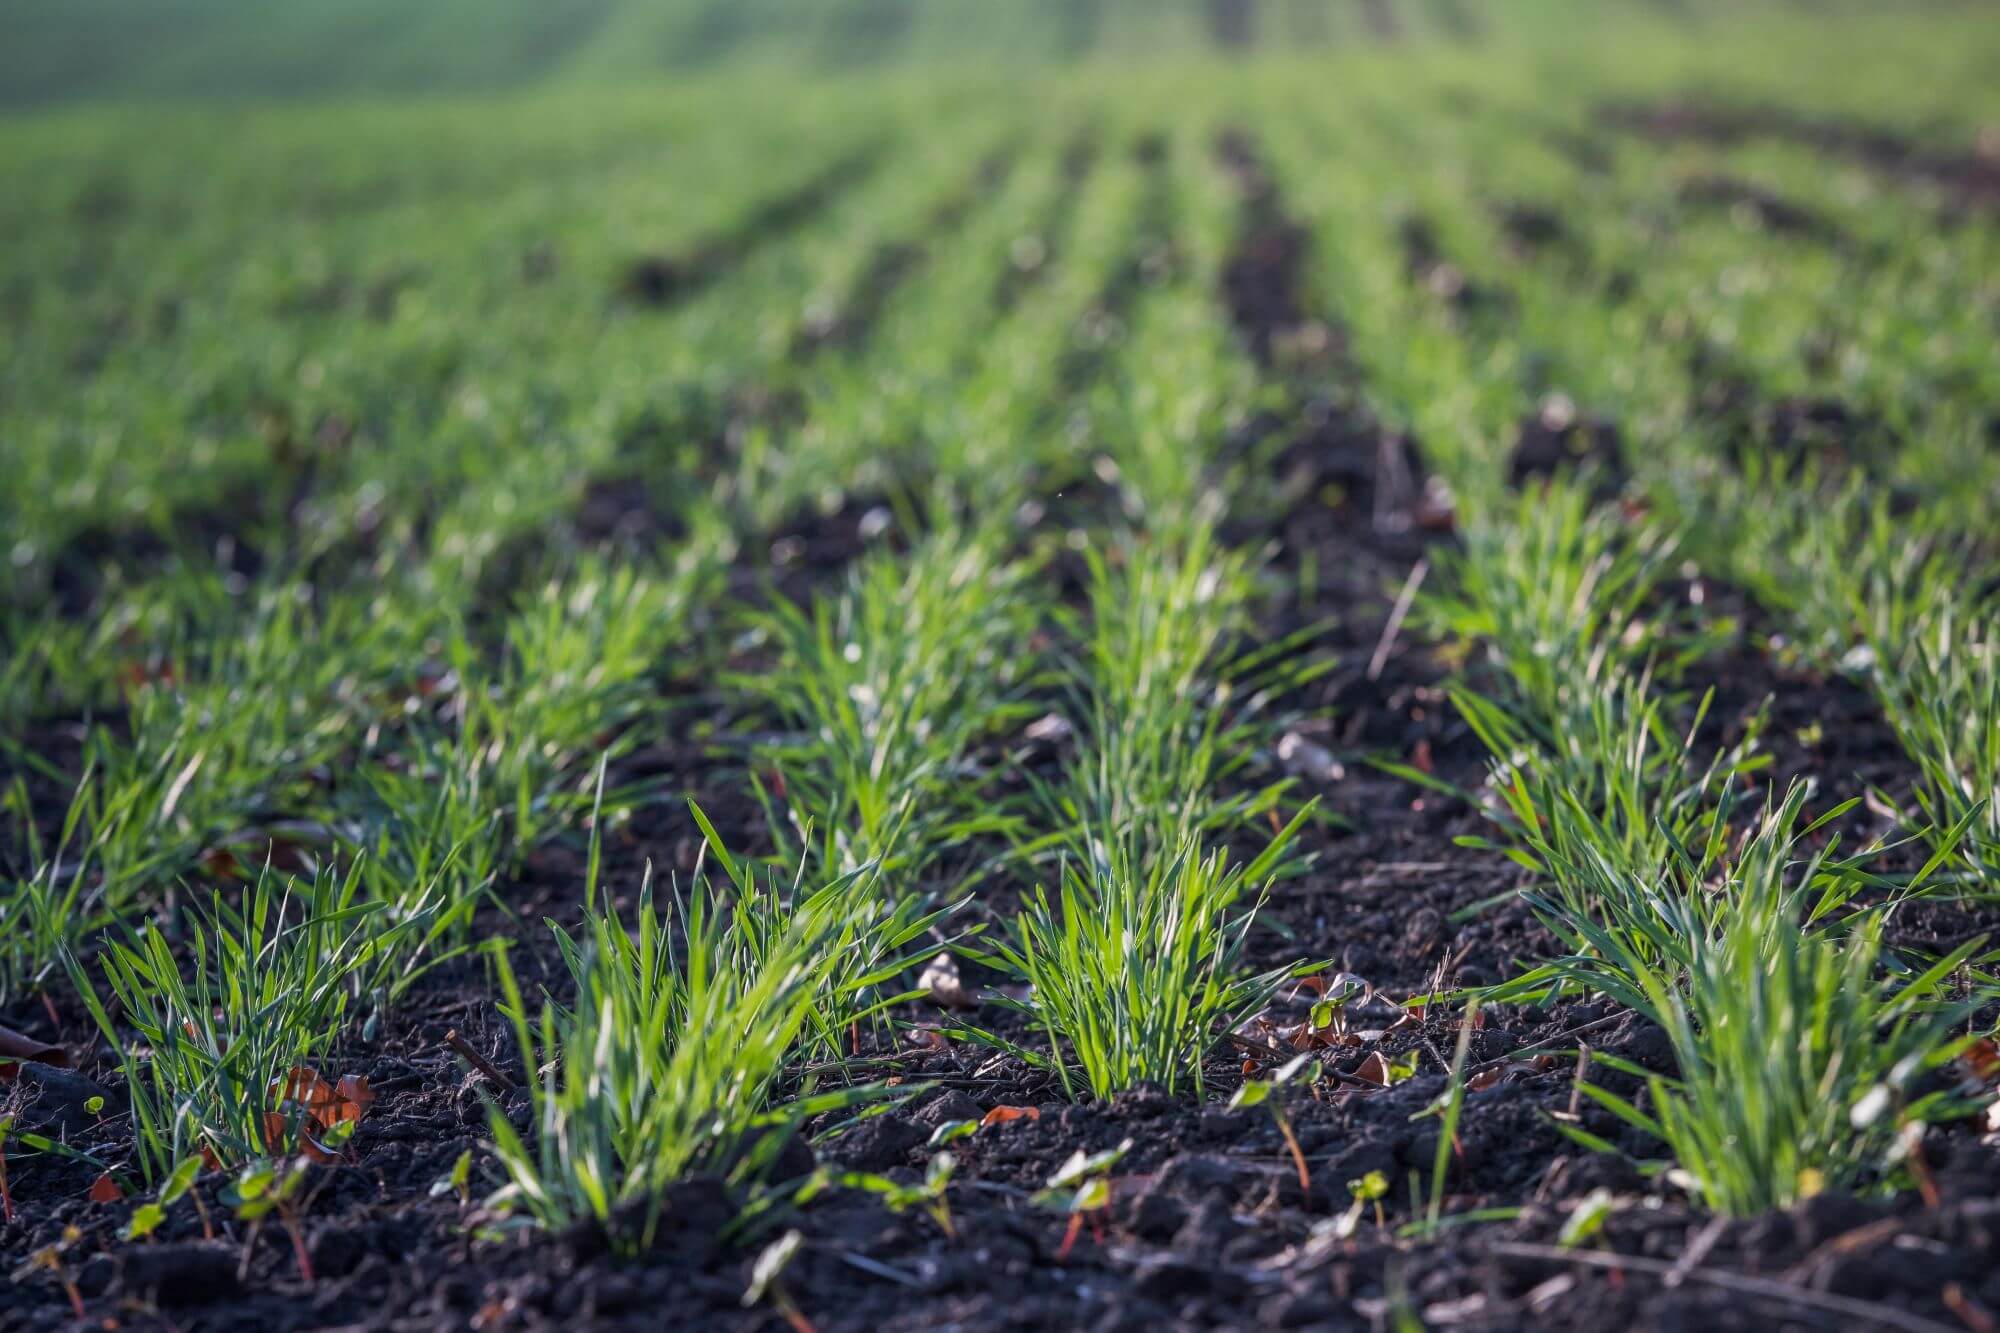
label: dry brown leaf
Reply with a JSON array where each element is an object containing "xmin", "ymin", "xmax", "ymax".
[
  {"xmin": 299, "ymin": 1134, "xmax": 343, "ymax": 1165},
  {"xmin": 87, "ymin": 1174, "xmax": 122, "ymax": 1204},
  {"xmin": 199, "ymin": 846, "xmax": 247, "ymax": 880},
  {"xmin": 270, "ymin": 1066, "xmax": 338, "ymax": 1115},
  {"xmin": 1470, "ymin": 1055, "xmax": 1560, "ymax": 1091},
  {"xmin": 1353, "ymin": 1052, "xmax": 1392, "ymax": 1087},
  {"xmin": 980, "ymin": 1105, "xmax": 1041, "ymax": 1128},
  {"xmin": 0, "ymin": 1025, "xmax": 67, "ymax": 1082},
  {"xmin": 1960, "ymin": 1037, "xmax": 2000, "ymax": 1089},
  {"xmin": 328, "ymin": 1074, "xmax": 375, "ymax": 1126}
]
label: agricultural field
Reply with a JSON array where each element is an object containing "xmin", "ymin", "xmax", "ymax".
[{"xmin": 3, "ymin": 0, "xmax": 2000, "ymax": 1328}]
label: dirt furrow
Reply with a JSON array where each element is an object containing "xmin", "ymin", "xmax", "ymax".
[
  {"xmin": 621, "ymin": 145, "xmax": 886, "ymax": 309},
  {"xmin": 1609, "ymin": 98, "xmax": 2000, "ymax": 214}
]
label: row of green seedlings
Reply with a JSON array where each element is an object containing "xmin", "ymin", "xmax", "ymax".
[
  {"xmin": 1, "ymin": 546, "xmax": 714, "ymax": 1010},
  {"xmin": 1463, "ymin": 109, "xmax": 2000, "ymax": 889},
  {"xmin": 1669, "ymin": 470, "xmax": 2000, "ymax": 897},
  {"xmin": 1256, "ymin": 93, "xmax": 2000, "ymax": 1208},
  {"xmin": 0, "ymin": 549, "xmax": 718, "ymax": 1283},
  {"xmin": 1415, "ymin": 471, "xmax": 1994, "ymax": 1215},
  {"xmin": 488, "ymin": 134, "xmax": 1263, "ymax": 1248},
  {"xmin": 3, "ymin": 122, "xmax": 1232, "ymax": 1264},
  {"xmin": 0, "ymin": 91, "xmax": 911, "ymax": 618},
  {"xmin": 1295, "ymin": 75, "xmax": 2000, "ymax": 895},
  {"xmin": 471, "ymin": 508, "xmax": 1324, "ymax": 1266}
]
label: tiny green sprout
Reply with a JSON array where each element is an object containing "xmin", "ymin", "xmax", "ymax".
[
  {"xmin": 1557, "ymin": 1187, "xmax": 1616, "ymax": 1249},
  {"xmin": 1038, "ymin": 1137, "xmax": 1131, "ymax": 1262},
  {"xmin": 83, "ymin": 1096, "xmax": 104, "ymax": 1117},
  {"xmin": 1040, "ymin": 1137, "xmax": 1132, "ymax": 1198},
  {"xmin": 1331, "ymin": 1168, "xmax": 1391, "ymax": 1238},
  {"xmin": 124, "ymin": 1202, "xmax": 166, "ymax": 1241},
  {"xmin": 743, "ymin": 1229, "xmax": 813, "ymax": 1333},
  {"xmin": 125, "ymin": 1155, "xmax": 205, "ymax": 1241},
  {"xmin": 1231, "ymin": 1053, "xmax": 1318, "ymax": 1197},
  {"xmin": 796, "ymin": 1152, "xmax": 960, "ymax": 1239},
  {"xmin": 430, "ymin": 1149, "xmax": 474, "ymax": 1205},
  {"xmin": 919, "ymin": 1151, "xmax": 958, "ymax": 1239},
  {"xmin": 227, "ymin": 1158, "xmax": 318, "ymax": 1282},
  {"xmin": 927, "ymin": 1119, "xmax": 979, "ymax": 1148},
  {"xmin": 15, "ymin": 1224, "xmax": 86, "ymax": 1319}
]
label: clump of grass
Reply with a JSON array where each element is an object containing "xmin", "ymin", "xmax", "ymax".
[
  {"xmin": 471, "ymin": 553, "xmax": 712, "ymax": 851},
  {"xmin": 685, "ymin": 803, "xmax": 954, "ymax": 1064},
  {"xmin": 80, "ymin": 588, "xmax": 415, "ymax": 898},
  {"xmin": 68, "ymin": 862, "xmax": 392, "ymax": 1189},
  {"xmin": 1, "ymin": 778, "xmax": 101, "ymax": 1007},
  {"xmin": 1447, "ymin": 673, "xmax": 1766, "ymax": 910},
  {"xmin": 342, "ymin": 744, "xmax": 503, "ymax": 1002},
  {"xmin": 1526, "ymin": 786, "xmax": 1989, "ymax": 1214},
  {"xmin": 1870, "ymin": 598, "xmax": 1999, "ymax": 888},
  {"xmin": 734, "ymin": 523, "xmax": 1042, "ymax": 880},
  {"xmin": 1061, "ymin": 523, "xmax": 1322, "ymax": 851},
  {"xmin": 483, "ymin": 809, "xmax": 901, "ymax": 1252},
  {"xmin": 967, "ymin": 522, "xmax": 1323, "ymax": 1101},
  {"xmin": 1423, "ymin": 480, "xmax": 1694, "ymax": 732},
  {"xmin": 1677, "ymin": 473, "xmax": 1996, "ymax": 886},
  {"xmin": 974, "ymin": 809, "xmax": 1315, "ymax": 1101}
]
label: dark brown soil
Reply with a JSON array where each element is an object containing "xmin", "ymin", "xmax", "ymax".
[
  {"xmin": 620, "ymin": 147, "xmax": 884, "ymax": 309},
  {"xmin": 1677, "ymin": 174, "xmax": 1851, "ymax": 247},
  {"xmin": 1610, "ymin": 98, "xmax": 2000, "ymax": 214}
]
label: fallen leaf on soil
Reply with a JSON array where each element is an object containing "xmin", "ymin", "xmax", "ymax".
[
  {"xmin": 120, "ymin": 659, "xmax": 177, "ymax": 691},
  {"xmin": 271, "ymin": 1067, "xmax": 338, "ymax": 1116},
  {"xmin": 0, "ymin": 1025, "xmax": 67, "ymax": 1081},
  {"xmin": 261, "ymin": 1112, "xmax": 344, "ymax": 1164},
  {"xmin": 1467, "ymin": 1055, "xmax": 1558, "ymax": 1092},
  {"xmin": 980, "ymin": 1105, "xmax": 1041, "ymax": 1127},
  {"xmin": 266, "ymin": 1066, "xmax": 375, "ymax": 1137},
  {"xmin": 917, "ymin": 953, "xmax": 979, "ymax": 1011},
  {"xmin": 1351, "ymin": 1050, "xmax": 1419, "ymax": 1088},
  {"xmin": 1959, "ymin": 1037, "xmax": 2000, "ymax": 1090},
  {"xmin": 328, "ymin": 1075, "xmax": 374, "ymax": 1125},
  {"xmin": 87, "ymin": 1174, "xmax": 122, "ymax": 1203},
  {"xmin": 199, "ymin": 845, "xmax": 247, "ymax": 879}
]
